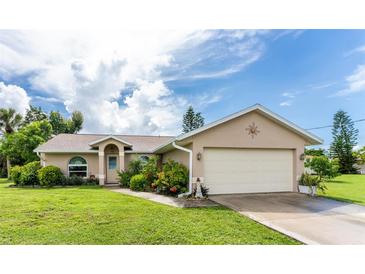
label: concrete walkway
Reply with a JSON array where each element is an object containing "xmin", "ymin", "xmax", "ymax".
[
  {"xmin": 210, "ymin": 193, "xmax": 365, "ymax": 244},
  {"xmin": 111, "ymin": 188, "xmax": 218, "ymax": 208}
]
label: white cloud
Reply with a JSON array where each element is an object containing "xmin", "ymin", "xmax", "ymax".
[
  {"xmin": 279, "ymin": 91, "xmax": 296, "ymax": 106},
  {"xmin": 194, "ymin": 92, "xmax": 223, "ymax": 109},
  {"xmin": 0, "ymin": 30, "xmax": 268, "ymax": 134},
  {"xmin": 309, "ymin": 81, "xmax": 337, "ymax": 90},
  {"xmin": 273, "ymin": 30, "xmax": 305, "ymax": 41},
  {"xmin": 279, "ymin": 100, "xmax": 292, "ymax": 107},
  {"xmin": 281, "ymin": 92, "xmax": 296, "ymax": 98},
  {"xmin": 0, "ymin": 82, "xmax": 30, "ymax": 115},
  {"xmin": 334, "ymin": 65, "xmax": 365, "ymax": 96},
  {"xmin": 33, "ymin": 95, "xmax": 63, "ymax": 103},
  {"xmin": 344, "ymin": 45, "xmax": 365, "ymax": 57}
]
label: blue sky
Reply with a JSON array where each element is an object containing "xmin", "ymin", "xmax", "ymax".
[{"xmin": 0, "ymin": 30, "xmax": 364, "ymax": 149}]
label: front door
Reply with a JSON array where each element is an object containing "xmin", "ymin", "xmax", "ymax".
[{"xmin": 106, "ymin": 155, "xmax": 119, "ymax": 183}]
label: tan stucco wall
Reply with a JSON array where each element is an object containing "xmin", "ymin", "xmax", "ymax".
[
  {"xmin": 125, "ymin": 153, "xmax": 155, "ymax": 167},
  {"xmin": 43, "ymin": 152, "xmax": 157, "ymax": 178},
  {"xmin": 43, "ymin": 153, "xmax": 99, "ymax": 177},
  {"xmin": 161, "ymin": 144, "xmax": 192, "ymax": 167},
  {"xmin": 162, "ymin": 111, "xmax": 306, "ymax": 191}
]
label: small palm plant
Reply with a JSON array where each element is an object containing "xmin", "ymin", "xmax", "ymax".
[
  {"xmin": 0, "ymin": 108, "xmax": 23, "ymax": 178},
  {"xmin": 0, "ymin": 108, "xmax": 23, "ymax": 134},
  {"xmin": 299, "ymin": 173, "xmax": 327, "ymax": 196}
]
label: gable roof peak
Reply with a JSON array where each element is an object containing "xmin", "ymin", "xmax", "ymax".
[{"xmin": 88, "ymin": 135, "xmax": 133, "ymax": 147}]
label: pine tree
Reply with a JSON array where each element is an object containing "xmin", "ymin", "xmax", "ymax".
[
  {"xmin": 193, "ymin": 111, "xmax": 205, "ymax": 130},
  {"xmin": 330, "ymin": 110, "xmax": 358, "ymax": 174},
  {"xmin": 182, "ymin": 106, "xmax": 205, "ymax": 133}
]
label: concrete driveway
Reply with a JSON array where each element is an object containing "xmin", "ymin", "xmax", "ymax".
[{"xmin": 209, "ymin": 193, "xmax": 365, "ymax": 244}]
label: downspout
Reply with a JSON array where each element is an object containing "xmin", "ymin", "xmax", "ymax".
[
  {"xmin": 36, "ymin": 152, "xmax": 44, "ymax": 167},
  {"xmin": 172, "ymin": 141, "xmax": 193, "ymax": 198}
]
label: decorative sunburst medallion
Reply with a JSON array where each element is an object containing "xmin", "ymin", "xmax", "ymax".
[{"xmin": 245, "ymin": 122, "xmax": 260, "ymax": 139}]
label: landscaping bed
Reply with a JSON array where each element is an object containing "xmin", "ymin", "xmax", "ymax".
[{"xmin": 118, "ymin": 156, "xmax": 208, "ymax": 199}]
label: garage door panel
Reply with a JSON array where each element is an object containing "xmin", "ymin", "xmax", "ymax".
[{"xmin": 204, "ymin": 148, "xmax": 293, "ymax": 194}]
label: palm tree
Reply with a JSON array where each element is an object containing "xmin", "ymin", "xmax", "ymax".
[
  {"xmin": 0, "ymin": 108, "xmax": 23, "ymax": 134},
  {"xmin": 0, "ymin": 108, "xmax": 23, "ymax": 178}
]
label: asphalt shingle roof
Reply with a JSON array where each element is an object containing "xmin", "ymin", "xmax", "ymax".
[{"xmin": 35, "ymin": 134, "xmax": 174, "ymax": 153}]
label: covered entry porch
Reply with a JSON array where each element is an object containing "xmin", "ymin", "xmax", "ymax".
[{"xmin": 89, "ymin": 136, "xmax": 131, "ymax": 185}]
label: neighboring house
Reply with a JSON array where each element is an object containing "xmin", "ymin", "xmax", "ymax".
[
  {"xmin": 354, "ymin": 164, "xmax": 365, "ymax": 174},
  {"xmin": 34, "ymin": 104, "xmax": 322, "ymax": 194}
]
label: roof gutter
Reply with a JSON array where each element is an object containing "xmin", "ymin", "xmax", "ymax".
[{"xmin": 172, "ymin": 141, "xmax": 193, "ymax": 198}]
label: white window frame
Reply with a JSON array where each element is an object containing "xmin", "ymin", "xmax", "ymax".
[
  {"xmin": 139, "ymin": 155, "xmax": 150, "ymax": 163},
  {"xmin": 68, "ymin": 156, "xmax": 88, "ymax": 178}
]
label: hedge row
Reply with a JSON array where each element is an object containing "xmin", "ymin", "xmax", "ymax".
[{"xmin": 10, "ymin": 161, "xmax": 99, "ymax": 187}]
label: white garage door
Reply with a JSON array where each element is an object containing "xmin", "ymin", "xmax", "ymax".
[{"xmin": 204, "ymin": 148, "xmax": 293, "ymax": 194}]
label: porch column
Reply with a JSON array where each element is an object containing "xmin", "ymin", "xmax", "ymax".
[
  {"xmin": 98, "ymin": 151, "xmax": 105, "ymax": 185},
  {"xmin": 119, "ymin": 150, "xmax": 125, "ymax": 172}
]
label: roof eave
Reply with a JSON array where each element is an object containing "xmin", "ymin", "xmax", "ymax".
[
  {"xmin": 34, "ymin": 150, "xmax": 98, "ymax": 153},
  {"xmin": 153, "ymin": 104, "xmax": 323, "ymax": 152}
]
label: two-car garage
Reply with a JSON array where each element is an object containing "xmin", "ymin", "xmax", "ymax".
[
  {"xmin": 204, "ymin": 148, "xmax": 294, "ymax": 194},
  {"xmin": 157, "ymin": 104, "xmax": 323, "ymax": 195}
]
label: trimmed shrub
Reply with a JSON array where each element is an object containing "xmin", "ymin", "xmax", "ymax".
[
  {"xmin": 84, "ymin": 177, "xmax": 99, "ymax": 185},
  {"xmin": 64, "ymin": 175, "xmax": 85, "ymax": 186},
  {"xmin": 10, "ymin": 165, "xmax": 23, "ymax": 185},
  {"xmin": 19, "ymin": 161, "xmax": 41, "ymax": 186},
  {"xmin": 130, "ymin": 174, "xmax": 147, "ymax": 191},
  {"xmin": 155, "ymin": 160, "xmax": 188, "ymax": 195},
  {"xmin": 117, "ymin": 159, "xmax": 144, "ymax": 187},
  {"xmin": 37, "ymin": 165, "xmax": 64, "ymax": 187},
  {"xmin": 61, "ymin": 175, "xmax": 99, "ymax": 186}
]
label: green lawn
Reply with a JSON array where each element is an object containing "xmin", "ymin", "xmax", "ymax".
[
  {"xmin": 0, "ymin": 178, "xmax": 298, "ymax": 245},
  {"xmin": 321, "ymin": 174, "xmax": 365, "ymax": 206}
]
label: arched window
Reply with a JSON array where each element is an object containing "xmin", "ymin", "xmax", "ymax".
[
  {"xmin": 68, "ymin": 156, "xmax": 88, "ymax": 177},
  {"xmin": 139, "ymin": 155, "xmax": 150, "ymax": 163}
]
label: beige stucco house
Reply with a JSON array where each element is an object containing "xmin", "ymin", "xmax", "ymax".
[{"xmin": 34, "ymin": 104, "xmax": 322, "ymax": 195}]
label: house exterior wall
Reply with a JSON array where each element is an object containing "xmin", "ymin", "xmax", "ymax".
[
  {"xmin": 43, "ymin": 152, "xmax": 157, "ymax": 179},
  {"xmin": 161, "ymin": 111, "xmax": 307, "ymax": 191},
  {"xmin": 161, "ymin": 144, "xmax": 192, "ymax": 167},
  {"xmin": 41, "ymin": 110, "xmax": 309, "ymax": 191},
  {"xmin": 42, "ymin": 153, "xmax": 99, "ymax": 178},
  {"xmin": 124, "ymin": 153, "xmax": 155, "ymax": 167}
]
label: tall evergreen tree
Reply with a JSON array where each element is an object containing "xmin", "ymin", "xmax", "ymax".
[
  {"xmin": 182, "ymin": 106, "xmax": 205, "ymax": 133},
  {"xmin": 330, "ymin": 110, "xmax": 358, "ymax": 173},
  {"xmin": 193, "ymin": 111, "xmax": 205, "ymax": 130}
]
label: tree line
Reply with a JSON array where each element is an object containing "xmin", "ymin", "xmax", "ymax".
[
  {"xmin": 305, "ymin": 110, "xmax": 363, "ymax": 175},
  {"xmin": 0, "ymin": 106, "xmax": 84, "ymax": 177}
]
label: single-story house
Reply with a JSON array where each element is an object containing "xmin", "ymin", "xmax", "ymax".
[{"xmin": 34, "ymin": 104, "xmax": 322, "ymax": 195}]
